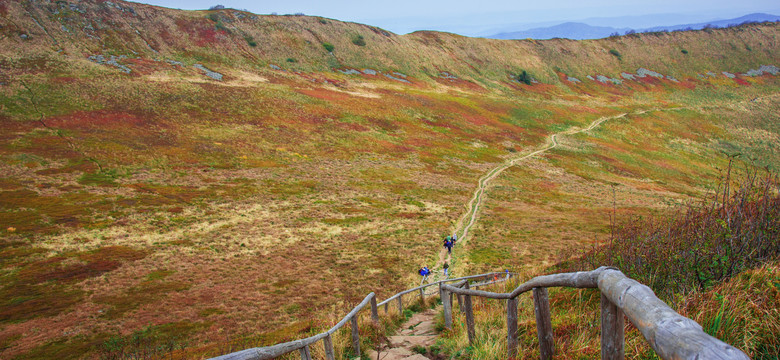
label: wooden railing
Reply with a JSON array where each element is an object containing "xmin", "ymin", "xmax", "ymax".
[
  {"xmin": 441, "ymin": 267, "xmax": 750, "ymax": 360},
  {"xmin": 211, "ymin": 267, "xmax": 750, "ymax": 360},
  {"xmin": 210, "ymin": 272, "xmax": 510, "ymax": 360}
]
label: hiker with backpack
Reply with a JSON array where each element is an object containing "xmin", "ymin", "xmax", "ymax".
[
  {"xmin": 444, "ymin": 238, "xmax": 453, "ymax": 254},
  {"xmin": 451, "ymin": 233, "xmax": 457, "ymax": 245},
  {"xmin": 443, "ymin": 262, "xmax": 449, "ymax": 277},
  {"xmin": 419, "ymin": 266, "xmax": 430, "ymax": 281}
]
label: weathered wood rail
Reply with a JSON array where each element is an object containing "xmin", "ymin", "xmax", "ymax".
[
  {"xmin": 210, "ymin": 272, "xmax": 509, "ymax": 360},
  {"xmin": 211, "ymin": 267, "xmax": 750, "ymax": 360},
  {"xmin": 441, "ymin": 267, "xmax": 750, "ymax": 360}
]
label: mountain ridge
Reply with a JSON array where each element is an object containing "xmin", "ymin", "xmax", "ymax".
[{"xmin": 488, "ymin": 12, "xmax": 780, "ymax": 40}]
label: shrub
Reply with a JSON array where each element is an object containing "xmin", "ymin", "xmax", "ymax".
[
  {"xmin": 558, "ymin": 162, "xmax": 780, "ymax": 302},
  {"xmin": 214, "ymin": 21, "xmax": 229, "ymax": 33},
  {"xmin": 681, "ymin": 49, "xmax": 689, "ymax": 54},
  {"xmin": 322, "ymin": 42, "xmax": 334, "ymax": 52},
  {"xmin": 609, "ymin": 49, "xmax": 621, "ymax": 58},
  {"xmin": 515, "ymin": 70, "xmax": 532, "ymax": 85},
  {"xmin": 286, "ymin": 58, "xmax": 297, "ymax": 63},
  {"xmin": 351, "ymin": 34, "xmax": 366, "ymax": 46},
  {"xmin": 208, "ymin": 5, "xmax": 225, "ymax": 10},
  {"xmin": 243, "ymin": 35, "xmax": 256, "ymax": 47}
]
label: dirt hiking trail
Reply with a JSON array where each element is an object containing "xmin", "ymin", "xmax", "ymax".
[
  {"xmin": 368, "ymin": 308, "xmax": 439, "ymax": 360},
  {"xmin": 393, "ymin": 110, "xmax": 656, "ymax": 357},
  {"xmin": 432, "ymin": 111, "xmax": 633, "ymax": 275}
]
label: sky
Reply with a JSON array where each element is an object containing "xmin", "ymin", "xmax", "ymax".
[{"xmin": 132, "ymin": 0, "xmax": 780, "ymax": 35}]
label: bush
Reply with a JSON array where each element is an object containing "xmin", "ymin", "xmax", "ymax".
[
  {"xmin": 559, "ymin": 162, "xmax": 780, "ymax": 302},
  {"xmin": 609, "ymin": 49, "xmax": 621, "ymax": 58},
  {"xmin": 515, "ymin": 70, "xmax": 532, "ymax": 85},
  {"xmin": 681, "ymin": 49, "xmax": 689, "ymax": 54},
  {"xmin": 351, "ymin": 34, "xmax": 366, "ymax": 46},
  {"xmin": 243, "ymin": 35, "xmax": 256, "ymax": 47},
  {"xmin": 286, "ymin": 58, "xmax": 297, "ymax": 63},
  {"xmin": 322, "ymin": 42, "xmax": 334, "ymax": 52}
]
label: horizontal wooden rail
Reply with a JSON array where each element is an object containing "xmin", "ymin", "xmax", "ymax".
[
  {"xmin": 377, "ymin": 272, "xmax": 508, "ymax": 306},
  {"xmin": 441, "ymin": 266, "xmax": 749, "ymax": 360},
  {"xmin": 442, "ymin": 268, "xmax": 601, "ymax": 299},
  {"xmin": 598, "ymin": 269, "xmax": 749, "ymax": 360}
]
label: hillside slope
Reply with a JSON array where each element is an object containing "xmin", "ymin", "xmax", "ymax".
[
  {"xmin": 0, "ymin": 0, "xmax": 778, "ymax": 358},
  {"xmin": 2, "ymin": 0, "xmax": 778, "ymax": 84}
]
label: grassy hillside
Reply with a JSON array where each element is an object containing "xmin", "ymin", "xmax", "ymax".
[{"xmin": 0, "ymin": 0, "xmax": 778, "ymax": 358}]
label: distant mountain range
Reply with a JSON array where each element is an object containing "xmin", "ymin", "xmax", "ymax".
[{"xmin": 488, "ymin": 13, "xmax": 780, "ymax": 40}]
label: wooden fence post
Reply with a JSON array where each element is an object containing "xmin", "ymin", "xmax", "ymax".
[
  {"xmin": 384, "ymin": 302, "xmax": 388, "ymax": 314},
  {"xmin": 533, "ymin": 287, "xmax": 553, "ymax": 360},
  {"xmin": 442, "ymin": 288, "xmax": 453, "ymax": 330},
  {"xmin": 324, "ymin": 334, "xmax": 336, "ymax": 360},
  {"xmin": 420, "ymin": 287, "xmax": 425, "ymax": 304},
  {"xmin": 370, "ymin": 296, "xmax": 379, "ymax": 326},
  {"xmin": 351, "ymin": 316, "xmax": 360, "ymax": 358},
  {"xmin": 464, "ymin": 282, "xmax": 475, "ymax": 346},
  {"xmin": 507, "ymin": 297, "xmax": 519, "ymax": 359},
  {"xmin": 458, "ymin": 294, "xmax": 465, "ymax": 314},
  {"xmin": 601, "ymin": 293, "xmax": 625, "ymax": 360},
  {"xmin": 299, "ymin": 345, "xmax": 312, "ymax": 360},
  {"xmin": 397, "ymin": 296, "xmax": 404, "ymax": 317}
]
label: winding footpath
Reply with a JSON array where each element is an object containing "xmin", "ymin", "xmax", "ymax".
[{"xmin": 435, "ymin": 111, "xmax": 632, "ymax": 272}]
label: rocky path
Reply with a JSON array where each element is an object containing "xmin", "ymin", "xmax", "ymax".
[{"xmin": 368, "ymin": 308, "xmax": 440, "ymax": 360}]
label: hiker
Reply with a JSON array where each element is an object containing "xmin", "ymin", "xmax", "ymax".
[
  {"xmin": 422, "ymin": 266, "xmax": 430, "ymax": 281},
  {"xmin": 443, "ymin": 262, "xmax": 449, "ymax": 277},
  {"xmin": 505, "ymin": 269, "xmax": 510, "ymax": 279},
  {"xmin": 444, "ymin": 239, "xmax": 453, "ymax": 254},
  {"xmin": 452, "ymin": 233, "xmax": 457, "ymax": 244}
]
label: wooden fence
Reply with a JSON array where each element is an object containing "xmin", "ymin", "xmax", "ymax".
[
  {"xmin": 211, "ymin": 267, "xmax": 749, "ymax": 360},
  {"xmin": 210, "ymin": 272, "xmax": 509, "ymax": 360}
]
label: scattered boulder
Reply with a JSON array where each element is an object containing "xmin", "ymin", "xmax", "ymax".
[
  {"xmin": 269, "ymin": 64, "xmax": 282, "ymax": 70},
  {"xmin": 636, "ymin": 68, "xmax": 663, "ymax": 78},
  {"xmin": 722, "ymin": 71, "xmax": 736, "ymax": 79},
  {"xmin": 596, "ymin": 75, "xmax": 622, "ymax": 84},
  {"xmin": 745, "ymin": 65, "xmax": 779, "ymax": 76},
  {"xmin": 88, "ymin": 54, "xmax": 131, "ymax": 73},
  {"xmin": 440, "ymin": 71, "xmax": 457, "ymax": 79},
  {"xmin": 337, "ymin": 68, "xmax": 361, "ymax": 75},
  {"xmin": 362, "ymin": 69, "xmax": 378, "ymax": 75},
  {"xmin": 566, "ymin": 76, "xmax": 581, "ymax": 83},
  {"xmin": 194, "ymin": 64, "xmax": 223, "ymax": 80},
  {"xmin": 384, "ymin": 73, "xmax": 410, "ymax": 83},
  {"xmin": 620, "ymin": 72, "xmax": 635, "ymax": 80}
]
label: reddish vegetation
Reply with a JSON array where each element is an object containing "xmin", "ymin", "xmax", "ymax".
[{"xmin": 46, "ymin": 110, "xmax": 147, "ymax": 130}]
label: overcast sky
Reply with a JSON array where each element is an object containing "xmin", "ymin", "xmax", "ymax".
[{"xmin": 131, "ymin": 0, "xmax": 780, "ymax": 35}]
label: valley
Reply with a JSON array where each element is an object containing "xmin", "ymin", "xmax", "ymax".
[{"xmin": 0, "ymin": 1, "xmax": 778, "ymax": 358}]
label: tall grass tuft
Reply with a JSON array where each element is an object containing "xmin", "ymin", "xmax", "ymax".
[{"xmin": 559, "ymin": 161, "xmax": 779, "ymax": 302}]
